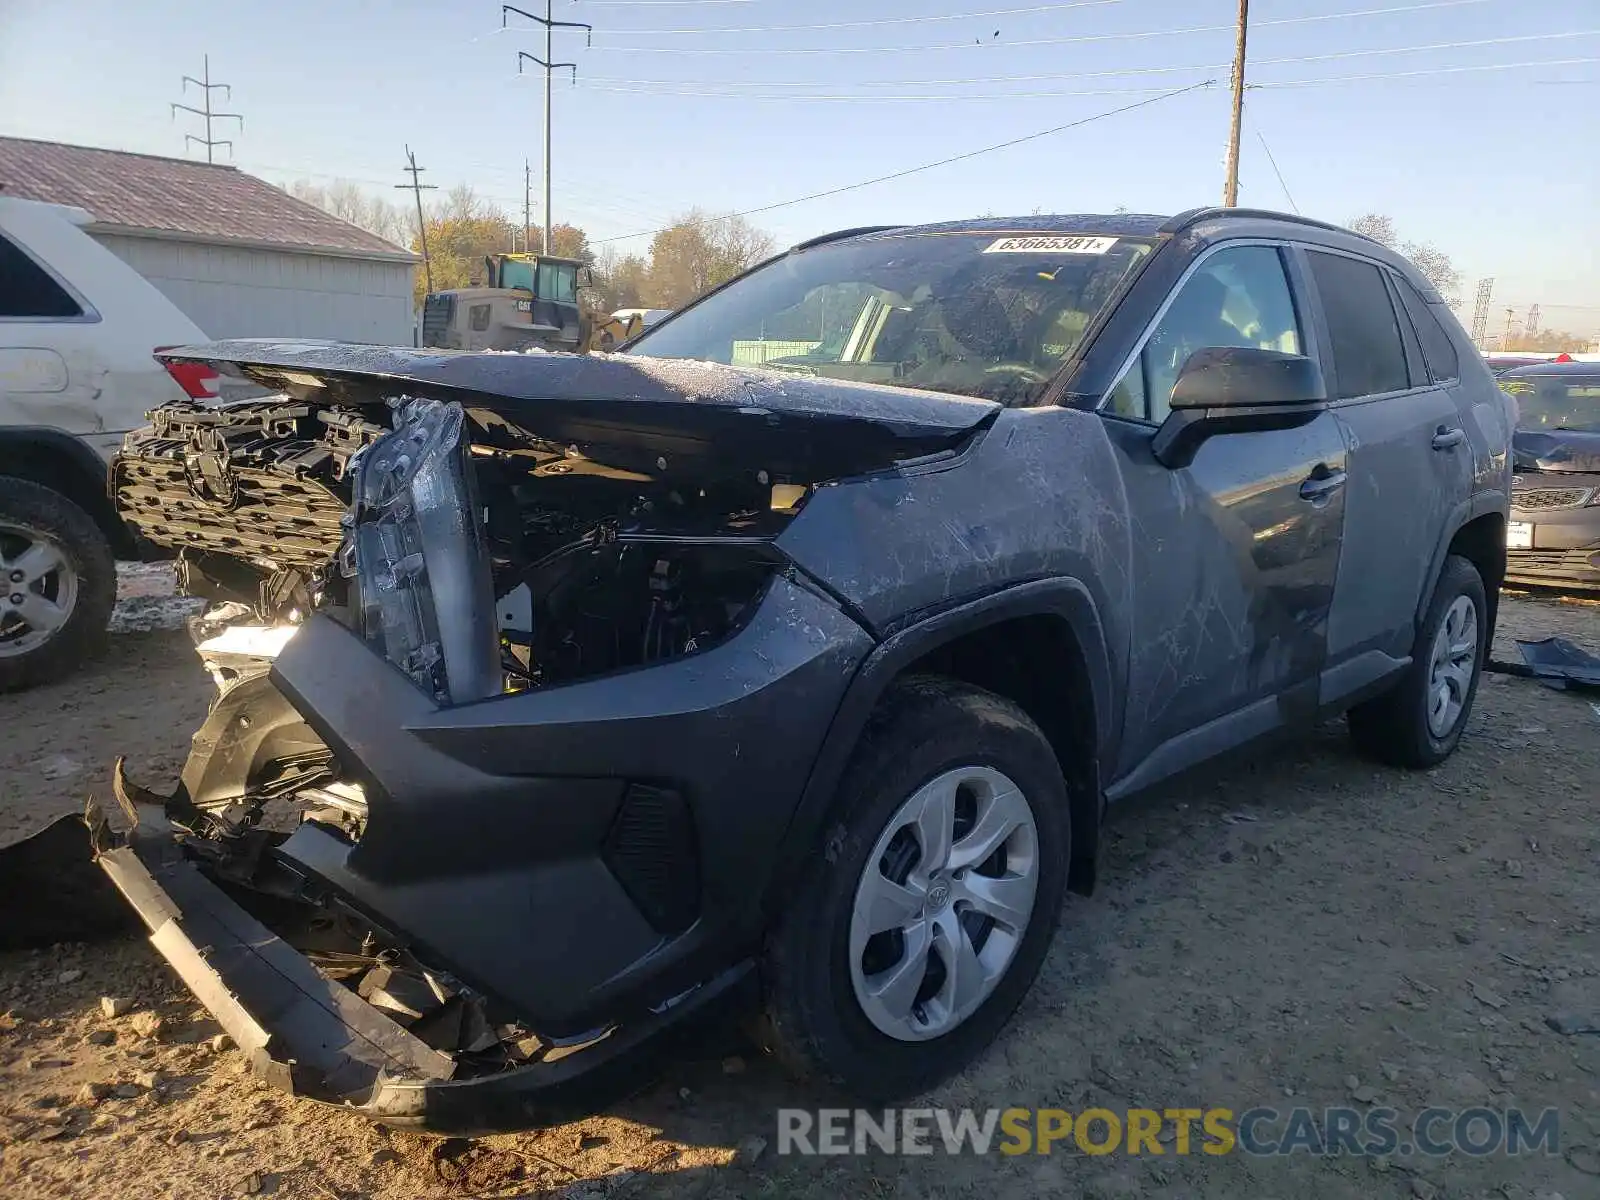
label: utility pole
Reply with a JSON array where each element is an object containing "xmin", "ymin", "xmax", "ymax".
[
  {"xmin": 524, "ymin": 158, "xmax": 533, "ymax": 255},
  {"xmin": 1503, "ymin": 307, "xmax": 1517, "ymax": 349},
  {"xmin": 396, "ymin": 146, "xmax": 438, "ymax": 295},
  {"xmin": 1470, "ymin": 278, "xmax": 1495, "ymax": 347},
  {"xmin": 504, "ymin": 3, "xmax": 592, "ymax": 255},
  {"xmin": 171, "ymin": 55, "xmax": 242, "ymax": 163},
  {"xmin": 1221, "ymin": 0, "xmax": 1249, "ymax": 206}
]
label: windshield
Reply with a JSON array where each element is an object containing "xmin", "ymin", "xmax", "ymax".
[
  {"xmin": 1501, "ymin": 373, "xmax": 1600, "ymax": 432},
  {"xmin": 626, "ymin": 231, "xmax": 1154, "ymax": 404},
  {"xmin": 498, "ymin": 259, "xmax": 536, "ymax": 293}
]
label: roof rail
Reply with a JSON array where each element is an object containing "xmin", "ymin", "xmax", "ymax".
[
  {"xmin": 790, "ymin": 225, "xmax": 902, "ymax": 252},
  {"xmin": 1158, "ymin": 207, "xmax": 1372, "ymax": 242}
]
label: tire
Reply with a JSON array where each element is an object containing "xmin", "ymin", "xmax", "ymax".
[
  {"xmin": 1348, "ymin": 554, "xmax": 1487, "ymax": 768},
  {"xmin": 0, "ymin": 477, "xmax": 116, "ymax": 692},
  {"xmin": 760, "ymin": 676, "xmax": 1071, "ymax": 1099}
]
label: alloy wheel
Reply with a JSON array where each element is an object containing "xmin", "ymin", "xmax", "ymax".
[
  {"xmin": 0, "ymin": 523, "xmax": 79, "ymax": 659},
  {"xmin": 1426, "ymin": 594, "xmax": 1478, "ymax": 738},
  {"xmin": 848, "ymin": 765, "xmax": 1040, "ymax": 1042}
]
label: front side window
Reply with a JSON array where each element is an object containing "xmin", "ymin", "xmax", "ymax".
[
  {"xmin": 1307, "ymin": 251, "xmax": 1410, "ymax": 399},
  {"xmin": 1106, "ymin": 244, "xmax": 1302, "ymax": 422},
  {"xmin": 0, "ymin": 233, "xmax": 83, "ymax": 319},
  {"xmin": 627, "ymin": 231, "xmax": 1154, "ymax": 406}
]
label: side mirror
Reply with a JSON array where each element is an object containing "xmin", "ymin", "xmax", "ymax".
[{"xmin": 1151, "ymin": 347, "xmax": 1328, "ymax": 469}]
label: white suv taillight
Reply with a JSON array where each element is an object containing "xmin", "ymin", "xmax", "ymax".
[{"xmin": 154, "ymin": 349, "xmax": 221, "ymax": 400}]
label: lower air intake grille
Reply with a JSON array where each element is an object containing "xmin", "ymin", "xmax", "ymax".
[{"xmin": 602, "ymin": 785, "xmax": 700, "ymax": 934}]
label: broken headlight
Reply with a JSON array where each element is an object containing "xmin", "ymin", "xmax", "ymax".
[{"xmin": 343, "ymin": 398, "xmax": 500, "ymax": 705}]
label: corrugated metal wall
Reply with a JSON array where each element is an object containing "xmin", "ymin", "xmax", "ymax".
[{"xmin": 93, "ymin": 234, "xmax": 415, "ymax": 345}]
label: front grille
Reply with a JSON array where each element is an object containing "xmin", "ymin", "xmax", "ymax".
[
  {"xmin": 113, "ymin": 401, "xmax": 384, "ymax": 573},
  {"xmin": 601, "ymin": 784, "xmax": 700, "ymax": 934},
  {"xmin": 1511, "ymin": 487, "xmax": 1593, "ymax": 512}
]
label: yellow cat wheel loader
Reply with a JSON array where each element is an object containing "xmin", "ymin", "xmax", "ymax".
[{"xmin": 419, "ymin": 253, "xmax": 641, "ymax": 354}]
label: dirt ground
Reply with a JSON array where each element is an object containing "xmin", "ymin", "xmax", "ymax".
[{"xmin": 2, "ymin": 579, "xmax": 1598, "ymax": 1200}]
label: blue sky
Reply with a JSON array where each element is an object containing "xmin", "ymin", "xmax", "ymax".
[{"xmin": 1, "ymin": 0, "xmax": 1596, "ymax": 334}]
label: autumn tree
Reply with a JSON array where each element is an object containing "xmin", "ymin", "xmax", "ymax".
[
  {"xmin": 645, "ymin": 211, "xmax": 776, "ymax": 308},
  {"xmin": 1347, "ymin": 212, "xmax": 1462, "ymax": 303}
]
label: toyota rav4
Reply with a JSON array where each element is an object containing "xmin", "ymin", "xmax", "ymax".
[{"xmin": 91, "ymin": 209, "xmax": 1512, "ymax": 1134}]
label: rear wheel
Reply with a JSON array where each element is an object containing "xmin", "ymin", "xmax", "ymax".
[
  {"xmin": 0, "ymin": 478, "xmax": 116, "ymax": 692},
  {"xmin": 760, "ymin": 677, "xmax": 1070, "ymax": 1098},
  {"xmin": 1348, "ymin": 554, "xmax": 1487, "ymax": 768}
]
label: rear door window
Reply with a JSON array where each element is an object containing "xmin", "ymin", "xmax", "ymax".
[
  {"xmin": 1393, "ymin": 275, "xmax": 1460, "ymax": 383},
  {"xmin": 1306, "ymin": 251, "xmax": 1410, "ymax": 399},
  {"xmin": 0, "ymin": 233, "xmax": 83, "ymax": 319}
]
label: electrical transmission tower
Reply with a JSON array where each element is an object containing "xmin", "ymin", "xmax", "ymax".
[
  {"xmin": 504, "ymin": 3, "xmax": 592, "ymax": 255},
  {"xmin": 171, "ymin": 55, "xmax": 242, "ymax": 162},
  {"xmin": 1470, "ymin": 278, "xmax": 1495, "ymax": 347},
  {"xmin": 1526, "ymin": 304, "xmax": 1541, "ymax": 338}
]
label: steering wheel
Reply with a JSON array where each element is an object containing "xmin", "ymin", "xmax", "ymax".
[{"xmin": 983, "ymin": 362, "xmax": 1053, "ymax": 384}]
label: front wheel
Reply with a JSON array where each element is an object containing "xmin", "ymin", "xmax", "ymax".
[
  {"xmin": 760, "ymin": 677, "xmax": 1071, "ymax": 1099},
  {"xmin": 1348, "ymin": 554, "xmax": 1487, "ymax": 768}
]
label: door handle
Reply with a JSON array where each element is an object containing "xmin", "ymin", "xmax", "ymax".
[
  {"xmin": 1299, "ymin": 467, "xmax": 1347, "ymax": 502},
  {"xmin": 1432, "ymin": 425, "xmax": 1466, "ymax": 450}
]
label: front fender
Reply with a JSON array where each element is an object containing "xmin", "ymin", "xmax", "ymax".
[{"xmin": 772, "ymin": 575, "xmax": 1115, "ymax": 900}]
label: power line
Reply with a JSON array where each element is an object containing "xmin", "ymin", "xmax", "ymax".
[
  {"xmin": 170, "ymin": 54, "xmax": 242, "ymax": 163},
  {"xmin": 594, "ymin": 80, "xmax": 1213, "ymax": 244},
  {"xmin": 578, "ymin": 32, "xmax": 1600, "ymax": 94},
  {"xmin": 1245, "ymin": 105, "xmax": 1298, "ymax": 214},
  {"xmin": 589, "ymin": 0, "xmax": 1497, "ymax": 54},
  {"xmin": 576, "ymin": 56, "xmax": 1600, "ymax": 100},
  {"xmin": 578, "ymin": 81, "xmax": 1202, "ymax": 100},
  {"xmin": 1254, "ymin": 54, "xmax": 1600, "ymax": 89},
  {"xmin": 579, "ymin": 0, "xmax": 767, "ymax": 6},
  {"xmin": 599, "ymin": 1, "xmax": 1127, "ymax": 35}
]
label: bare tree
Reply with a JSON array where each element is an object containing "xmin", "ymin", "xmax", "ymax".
[
  {"xmin": 1346, "ymin": 212, "xmax": 1460, "ymax": 303},
  {"xmin": 286, "ymin": 178, "xmax": 409, "ymax": 247}
]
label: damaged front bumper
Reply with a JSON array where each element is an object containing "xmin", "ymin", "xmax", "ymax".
[
  {"xmin": 92, "ymin": 803, "xmax": 753, "ymax": 1134},
  {"xmin": 91, "ymin": 575, "xmax": 870, "ymax": 1133}
]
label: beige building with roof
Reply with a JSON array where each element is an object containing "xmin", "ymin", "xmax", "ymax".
[{"xmin": 0, "ymin": 136, "xmax": 417, "ymax": 345}]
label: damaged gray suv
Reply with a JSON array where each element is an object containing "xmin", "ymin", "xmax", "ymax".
[{"xmin": 93, "ymin": 209, "xmax": 1513, "ymax": 1133}]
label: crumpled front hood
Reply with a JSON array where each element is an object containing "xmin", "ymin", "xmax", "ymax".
[
  {"xmin": 1513, "ymin": 428, "xmax": 1600, "ymax": 474},
  {"xmin": 159, "ymin": 339, "xmax": 1000, "ymax": 481}
]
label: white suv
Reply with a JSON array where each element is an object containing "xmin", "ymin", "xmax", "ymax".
[{"xmin": 0, "ymin": 197, "xmax": 219, "ymax": 689}]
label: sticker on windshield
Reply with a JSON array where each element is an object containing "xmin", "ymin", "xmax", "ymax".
[{"xmin": 983, "ymin": 235, "xmax": 1118, "ymax": 255}]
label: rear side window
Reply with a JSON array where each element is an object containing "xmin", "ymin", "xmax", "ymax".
[
  {"xmin": 1393, "ymin": 275, "xmax": 1460, "ymax": 382},
  {"xmin": 0, "ymin": 233, "xmax": 83, "ymax": 319},
  {"xmin": 1306, "ymin": 251, "xmax": 1410, "ymax": 399}
]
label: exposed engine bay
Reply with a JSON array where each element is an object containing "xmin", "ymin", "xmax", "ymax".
[{"xmin": 114, "ymin": 393, "xmax": 801, "ymax": 706}]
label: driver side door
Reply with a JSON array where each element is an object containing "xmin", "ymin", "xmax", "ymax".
[{"xmin": 1099, "ymin": 242, "xmax": 1350, "ymax": 796}]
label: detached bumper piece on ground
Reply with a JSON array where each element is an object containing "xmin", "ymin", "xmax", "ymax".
[{"xmin": 90, "ymin": 792, "xmax": 750, "ymax": 1135}]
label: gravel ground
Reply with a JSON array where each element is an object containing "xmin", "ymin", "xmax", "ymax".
[{"xmin": 2, "ymin": 584, "xmax": 1598, "ymax": 1200}]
